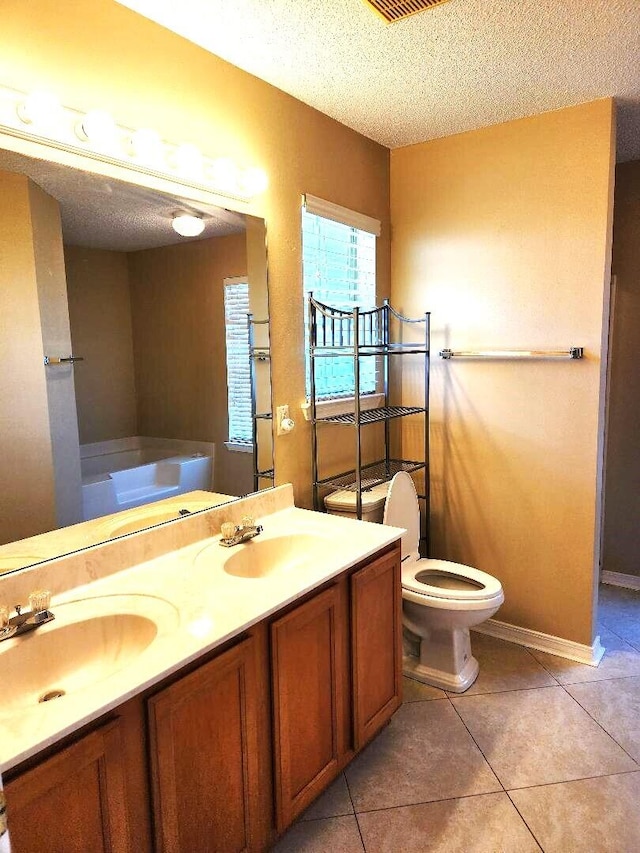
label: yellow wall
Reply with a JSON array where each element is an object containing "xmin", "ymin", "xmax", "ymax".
[
  {"xmin": 66, "ymin": 246, "xmax": 138, "ymax": 444},
  {"xmin": 0, "ymin": 172, "xmax": 57, "ymax": 544},
  {"xmin": 603, "ymin": 160, "xmax": 640, "ymax": 578},
  {"xmin": 390, "ymin": 101, "xmax": 615, "ymax": 644},
  {"xmin": 29, "ymin": 182, "xmax": 83, "ymax": 527},
  {"xmin": 128, "ymin": 233, "xmax": 252, "ymax": 495},
  {"xmin": 0, "ymin": 0, "xmax": 391, "ymax": 508},
  {"xmin": 128, "ymin": 234, "xmax": 245, "ymax": 443}
]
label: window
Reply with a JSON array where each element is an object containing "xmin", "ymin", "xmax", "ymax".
[
  {"xmin": 302, "ymin": 195, "xmax": 380, "ymax": 400},
  {"xmin": 224, "ymin": 277, "xmax": 252, "ymax": 447}
]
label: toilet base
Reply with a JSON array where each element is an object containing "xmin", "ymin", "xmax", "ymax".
[
  {"xmin": 401, "ymin": 624, "xmax": 480, "ymax": 693},
  {"xmin": 403, "ymin": 652, "xmax": 479, "ymax": 693}
]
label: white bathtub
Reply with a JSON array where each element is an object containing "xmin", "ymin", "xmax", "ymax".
[{"xmin": 80, "ymin": 438, "xmax": 214, "ymax": 521}]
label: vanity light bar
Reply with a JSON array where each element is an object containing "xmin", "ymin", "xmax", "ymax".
[{"xmin": 0, "ymin": 85, "xmax": 268, "ymax": 202}]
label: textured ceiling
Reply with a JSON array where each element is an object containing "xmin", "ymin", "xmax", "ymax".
[
  {"xmin": 117, "ymin": 0, "xmax": 640, "ymax": 161},
  {"xmin": 0, "ymin": 151, "xmax": 246, "ymax": 251}
]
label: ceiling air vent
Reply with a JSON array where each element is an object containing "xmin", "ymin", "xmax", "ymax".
[{"xmin": 364, "ymin": 0, "xmax": 450, "ymax": 24}]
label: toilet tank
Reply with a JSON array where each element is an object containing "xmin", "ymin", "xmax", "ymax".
[{"xmin": 324, "ymin": 482, "xmax": 389, "ymax": 523}]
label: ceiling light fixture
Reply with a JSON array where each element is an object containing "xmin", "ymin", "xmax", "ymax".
[{"xmin": 172, "ymin": 212, "xmax": 205, "ymax": 237}]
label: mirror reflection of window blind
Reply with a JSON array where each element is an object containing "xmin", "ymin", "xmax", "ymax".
[
  {"xmin": 224, "ymin": 279, "xmax": 252, "ymax": 444},
  {"xmin": 302, "ymin": 196, "xmax": 379, "ymax": 400}
]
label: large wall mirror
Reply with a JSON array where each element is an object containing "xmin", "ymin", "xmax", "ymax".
[{"xmin": 0, "ymin": 145, "xmax": 273, "ymax": 577}]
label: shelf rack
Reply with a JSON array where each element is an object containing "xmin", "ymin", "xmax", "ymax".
[
  {"xmin": 308, "ymin": 296, "xmax": 430, "ymax": 547},
  {"xmin": 248, "ymin": 315, "xmax": 274, "ymax": 492}
]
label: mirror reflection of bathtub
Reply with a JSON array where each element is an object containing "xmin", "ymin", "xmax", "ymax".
[
  {"xmin": 80, "ymin": 438, "xmax": 214, "ymax": 521},
  {"xmin": 0, "ymin": 142, "xmax": 273, "ymax": 577}
]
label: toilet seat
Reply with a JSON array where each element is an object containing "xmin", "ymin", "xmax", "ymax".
[
  {"xmin": 402, "ymin": 558, "xmax": 504, "ymax": 610},
  {"xmin": 383, "ymin": 471, "xmax": 503, "ymax": 611}
]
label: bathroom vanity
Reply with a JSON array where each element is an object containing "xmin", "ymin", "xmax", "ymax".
[{"xmin": 0, "ymin": 486, "xmax": 403, "ymax": 852}]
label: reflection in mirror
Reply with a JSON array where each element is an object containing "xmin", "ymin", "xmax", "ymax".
[{"xmin": 0, "ymin": 151, "xmax": 272, "ymax": 576}]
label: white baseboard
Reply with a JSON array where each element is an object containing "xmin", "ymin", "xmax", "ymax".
[
  {"xmin": 472, "ymin": 618, "xmax": 605, "ymax": 667},
  {"xmin": 601, "ymin": 570, "xmax": 640, "ymax": 591}
]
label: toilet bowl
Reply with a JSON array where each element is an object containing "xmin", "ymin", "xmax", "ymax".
[{"xmin": 383, "ymin": 472, "xmax": 504, "ymax": 693}]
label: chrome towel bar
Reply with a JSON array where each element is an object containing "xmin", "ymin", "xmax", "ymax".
[
  {"xmin": 439, "ymin": 347, "xmax": 583, "ymax": 360},
  {"xmin": 43, "ymin": 355, "xmax": 84, "ymax": 365}
]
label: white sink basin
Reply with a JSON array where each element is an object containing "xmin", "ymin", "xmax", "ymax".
[
  {"xmin": 0, "ymin": 554, "xmax": 43, "ymax": 573},
  {"xmin": 95, "ymin": 501, "xmax": 216, "ymax": 539},
  {"xmin": 194, "ymin": 533, "xmax": 331, "ymax": 579},
  {"xmin": 0, "ymin": 594, "xmax": 178, "ymax": 712}
]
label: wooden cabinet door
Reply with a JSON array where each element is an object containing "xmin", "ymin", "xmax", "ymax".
[
  {"xmin": 5, "ymin": 720, "xmax": 130, "ymax": 853},
  {"xmin": 148, "ymin": 635, "xmax": 261, "ymax": 853},
  {"xmin": 271, "ymin": 584, "xmax": 345, "ymax": 831},
  {"xmin": 351, "ymin": 544, "xmax": 402, "ymax": 749}
]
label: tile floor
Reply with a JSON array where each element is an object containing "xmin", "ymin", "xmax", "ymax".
[{"xmin": 272, "ymin": 584, "xmax": 640, "ymax": 852}]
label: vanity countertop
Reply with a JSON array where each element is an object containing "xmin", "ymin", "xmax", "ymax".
[{"xmin": 0, "ymin": 496, "xmax": 403, "ymax": 773}]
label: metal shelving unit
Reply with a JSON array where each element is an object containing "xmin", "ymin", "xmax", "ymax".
[
  {"xmin": 308, "ymin": 296, "xmax": 430, "ymax": 548},
  {"xmin": 248, "ymin": 315, "xmax": 274, "ymax": 492}
]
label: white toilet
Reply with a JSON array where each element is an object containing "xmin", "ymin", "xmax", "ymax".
[{"xmin": 383, "ymin": 472, "xmax": 504, "ymax": 693}]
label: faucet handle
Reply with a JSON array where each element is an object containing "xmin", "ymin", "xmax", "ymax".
[
  {"xmin": 28, "ymin": 589, "xmax": 51, "ymax": 614},
  {"xmin": 0, "ymin": 605, "xmax": 9, "ymax": 631},
  {"xmin": 221, "ymin": 522, "xmax": 236, "ymax": 540},
  {"xmin": 241, "ymin": 515, "xmax": 255, "ymax": 528}
]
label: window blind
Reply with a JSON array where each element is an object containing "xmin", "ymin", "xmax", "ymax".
[
  {"xmin": 224, "ymin": 278, "xmax": 252, "ymax": 445},
  {"xmin": 302, "ymin": 199, "xmax": 378, "ymax": 399}
]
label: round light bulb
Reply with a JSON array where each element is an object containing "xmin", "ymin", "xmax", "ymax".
[
  {"xmin": 209, "ymin": 157, "xmax": 240, "ymax": 194},
  {"xmin": 173, "ymin": 142, "xmax": 204, "ymax": 179},
  {"xmin": 172, "ymin": 213, "xmax": 205, "ymax": 237},
  {"xmin": 129, "ymin": 127, "xmax": 164, "ymax": 167},
  {"xmin": 76, "ymin": 109, "xmax": 117, "ymax": 148},
  {"xmin": 16, "ymin": 91, "xmax": 61, "ymax": 126},
  {"xmin": 239, "ymin": 167, "xmax": 269, "ymax": 197}
]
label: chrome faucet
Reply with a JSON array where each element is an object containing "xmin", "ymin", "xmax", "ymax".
[
  {"xmin": 0, "ymin": 590, "xmax": 55, "ymax": 643},
  {"xmin": 219, "ymin": 516, "xmax": 263, "ymax": 547}
]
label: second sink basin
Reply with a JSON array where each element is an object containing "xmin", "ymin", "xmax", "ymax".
[
  {"xmin": 0, "ymin": 594, "xmax": 178, "ymax": 713},
  {"xmin": 195, "ymin": 533, "xmax": 331, "ymax": 579}
]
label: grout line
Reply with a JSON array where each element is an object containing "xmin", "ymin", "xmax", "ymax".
[
  {"xmin": 447, "ymin": 693, "xmax": 505, "ymax": 792},
  {"xmin": 451, "ymin": 683, "xmax": 562, "ymax": 702},
  {"xmin": 504, "ymin": 790, "xmax": 545, "ymax": 852},
  {"xmin": 351, "ymin": 787, "xmax": 513, "ymax": 816},
  {"xmin": 559, "ymin": 686, "xmax": 640, "ymax": 767},
  {"xmin": 521, "ymin": 649, "xmax": 562, "ymax": 683},
  {"xmin": 503, "ymin": 766, "xmax": 640, "ymax": 794},
  {"xmin": 343, "ymin": 772, "xmax": 368, "ymax": 852},
  {"xmin": 444, "ymin": 681, "xmax": 559, "ymax": 698},
  {"xmin": 519, "ymin": 644, "xmax": 561, "ymax": 685},
  {"xmin": 557, "ymin": 672, "xmax": 640, "ymax": 686}
]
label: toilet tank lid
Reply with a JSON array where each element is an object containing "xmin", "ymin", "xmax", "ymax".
[{"xmin": 324, "ymin": 483, "xmax": 389, "ymax": 511}]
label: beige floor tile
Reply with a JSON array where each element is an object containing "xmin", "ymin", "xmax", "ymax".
[
  {"xmin": 357, "ymin": 792, "xmax": 540, "ymax": 852},
  {"xmin": 510, "ymin": 772, "xmax": 640, "ymax": 853},
  {"xmin": 272, "ymin": 815, "xmax": 364, "ymax": 852},
  {"xmin": 448, "ymin": 633, "xmax": 557, "ymax": 696},
  {"xmin": 403, "ymin": 676, "xmax": 447, "ymax": 702},
  {"xmin": 301, "ymin": 773, "xmax": 354, "ymax": 820},
  {"xmin": 452, "ymin": 686, "xmax": 636, "ymax": 789},
  {"xmin": 345, "ymin": 699, "xmax": 501, "ymax": 812},
  {"xmin": 529, "ymin": 625, "xmax": 640, "ymax": 684},
  {"xmin": 566, "ymin": 675, "xmax": 640, "ymax": 763},
  {"xmin": 599, "ymin": 585, "xmax": 640, "ymax": 648}
]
